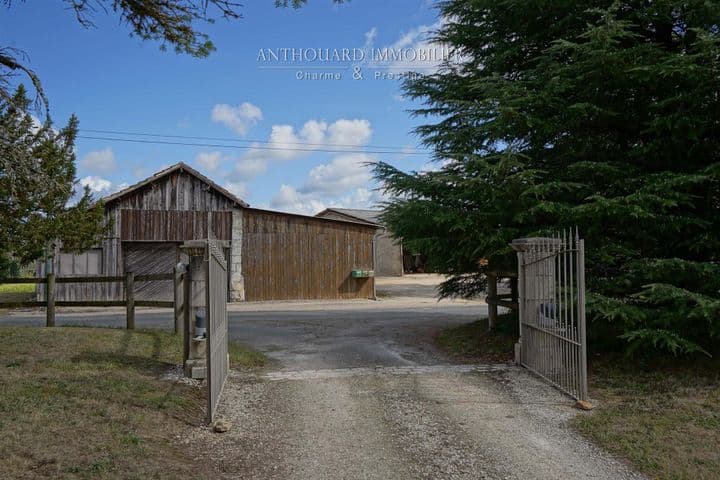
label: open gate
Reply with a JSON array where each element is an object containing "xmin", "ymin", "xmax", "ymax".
[
  {"xmin": 511, "ymin": 230, "xmax": 588, "ymax": 402},
  {"xmin": 206, "ymin": 237, "xmax": 229, "ymax": 422}
]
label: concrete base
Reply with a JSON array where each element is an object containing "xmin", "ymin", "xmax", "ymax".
[
  {"xmin": 190, "ymin": 337, "xmax": 206, "ymax": 358},
  {"xmin": 514, "ymin": 341, "xmax": 522, "ymax": 365},
  {"xmin": 184, "ymin": 359, "xmax": 207, "ymax": 379}
]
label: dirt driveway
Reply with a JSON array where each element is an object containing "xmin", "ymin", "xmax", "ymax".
[{"xmin": 189, "ymin": 276, "xmax": 642, "ymax": 480}]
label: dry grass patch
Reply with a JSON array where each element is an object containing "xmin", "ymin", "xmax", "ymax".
[
  {"xmin": 573, "ymin": 357, "xmax": 720, "ymax": 480},
  {"xmin": 0, "ymin": 326, "xmax": 266, "ymax": 479}
]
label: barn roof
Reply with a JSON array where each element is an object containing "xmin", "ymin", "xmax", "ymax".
[
  {"xmin": 316, "ymin": 208, "xmax": 383, "ymax": 226},
  {"xmin": 102, "ymin": 162, "xmax": 249, "ymax": 207},
  {"xmin": 247, "ymin": 207, "xmax": 378, "ymax": 229}
]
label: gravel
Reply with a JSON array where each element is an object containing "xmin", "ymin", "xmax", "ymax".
[{"xmin": 186, "ymin": 367, "xmax": 643, "ymax": 479}]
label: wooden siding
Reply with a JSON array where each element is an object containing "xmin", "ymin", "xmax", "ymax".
[
  {"xmin": 120, "ymin": 210, "xmax": 232, "ymax": 241},
  {"xmin": 242, "ymin": 210, "xmax": 376, "ymax": 301},
  {"xmin": 107, "ymin": 170, "xmax": 239, "ymax": 212},
  {"xmin": 123, "ymin": 243, "xmax": 178, "ymax": 301}
]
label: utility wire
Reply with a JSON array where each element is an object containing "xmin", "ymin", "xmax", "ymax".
[
  {"xmin": 80, "ymin": 128, "xmax": 430, "ymax": 154},
  {"xmin": 77, "ymin": 134, "xmax": 433, "ymax": 156}
]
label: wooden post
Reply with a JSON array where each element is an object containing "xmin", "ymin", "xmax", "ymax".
[
  {"xmin": 183, "ymin": 266, "xmax": 191, "ymax": 363},
  {"xmin": 46, "ymin": 272, "xmax": 55, "ymax": 327},
  {"xmin": 173, "ymin": 264, "xmax": 185, "ymax": 335},
  {"xmin": 126, "ymin": 271, "xmax": 135, "ymax": 329},
  {"xmin": 487, "ymin": 272, "xmax": 497, "ymax": 331}
]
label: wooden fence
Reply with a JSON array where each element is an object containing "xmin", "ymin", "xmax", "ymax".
[{"xmin": 0, "ymin": 272, "xmax": 183, "ymax": 329}]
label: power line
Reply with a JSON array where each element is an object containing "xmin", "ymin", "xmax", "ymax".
[
  {"xmin": 79, "ymin": 128, "xmax": 430, "ymax": 154},
  {"xmin": 76, "ymin": 134, "xmax": 433, "ymax": 156}
]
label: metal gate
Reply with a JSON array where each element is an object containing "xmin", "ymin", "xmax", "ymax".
[
  {"xmin": 511, "ymin": 230, "xmax": 588, "ymax": 401},
  {"xmin": 206, "ymin": 238, "xmax": 228, "ymax": 422}
]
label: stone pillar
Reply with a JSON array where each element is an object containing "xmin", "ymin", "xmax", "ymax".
[
  {"xmin": 229, "ymin": 209, "xmax": 245, "ymax": 301},
  {"xmin": 510, "ymin": 237, "xmax": 561, "ymax": 364},
  {"xmin": 180, "ymin": 240, "xmax": 208, "ymax": 379}
]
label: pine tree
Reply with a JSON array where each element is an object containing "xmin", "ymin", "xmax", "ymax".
[
  {"xmin": 375, "ymin": 1, "xmax": 720, "ymax": 355},
  {"xmin": 0, "ymin": 86, "xmax": 106, "ymax": 278}
]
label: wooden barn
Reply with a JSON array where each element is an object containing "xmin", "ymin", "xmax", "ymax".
[{"xmin": 38, "ymin": 163, "xmax": 376, "ymax": 302}]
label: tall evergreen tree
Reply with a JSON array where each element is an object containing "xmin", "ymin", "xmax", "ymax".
[
  {"xmin": 375, "ymin": 1, "xmax": 720, "ymax": 355},
  {"xmin": 0, "ymin": 86, "xmax": 106, "ymax": 278}
]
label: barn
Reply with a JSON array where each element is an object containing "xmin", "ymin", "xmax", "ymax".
[
  {"xmin": 315, "ymin": 208, "xmax": 404, "ymax": 277},
  {"xmin": 38, "ymin": 163, "xmax": 377, "ymax": 302}
]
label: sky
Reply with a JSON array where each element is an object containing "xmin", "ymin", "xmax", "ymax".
[{"xmin": 1, "ymin": 0, "xmax": 446, "ymax": 215}]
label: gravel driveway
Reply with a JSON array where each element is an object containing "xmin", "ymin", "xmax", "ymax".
[
  {"xmin": 1, "ymin": 276, "xmax": 642, "ymax": 478},
  {"xmin": 184, "ymin": 277, "xmax": 642, "ymax": 480}
]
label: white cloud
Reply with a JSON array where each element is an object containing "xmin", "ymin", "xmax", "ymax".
[
  {"xmin": 327, "ymin": 119, "xmax": 372, "ymax": 146},
  {"xmin": 79, "ymin": 176, "xmax": 111, "ymax": 193},
  {"xmin": 270, "ymin": 185, "xmax": 328, "ymax": 216},
  {"xmin": 79, "ymin": 176, "xmax": 128, "ymax": 196},
  {"xmin": 300, "ymin": 153, "xmax": 373, "ymax": 196},
  {"xmin": 195, "ymin": 151, "xmax": 223, "ymax": 171},
  {"xmin": 224, "ymin": 181, "xmax": 248, "ymax": 199},
  {"xmin": 211, "ymin": 102, "xmax": 263, "ymax": 136},
  {"xmin": 371, "ymin": 18, "xmax": 457, "ymax": 75},
  {"xmin": 270, "ymin": 183, "xmax": 385, "ymax": 217},
  {"xmin": 227, "ymin": 118, "xmax": 374, "ymax": 184},
  {"xmin": 79, "ymin": 147, "xmax": 116, "ymax": 173}
]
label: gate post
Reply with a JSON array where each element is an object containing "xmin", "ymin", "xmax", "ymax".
[
  {"xmin": 510, "ymin": 242, "xmax": 526, "ymax": 365},
  {"xmin": 125, "ymin": 271, "xmax": 135, "ymax": 330},
  {"xmin": 180, "ymin": 240, "xmax": 208, "ymax": 379},
  {"xmin": 46, "ymin": 272, "xmax": 55, "ymax": 327},
  {"xmin": 173, "ymin": 263, "xmax": 186, "ymax": 335}
]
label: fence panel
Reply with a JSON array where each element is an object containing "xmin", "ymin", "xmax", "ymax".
[{"xmin": 205, "ymin": 238, "xmax": 229, "ymax": 423}]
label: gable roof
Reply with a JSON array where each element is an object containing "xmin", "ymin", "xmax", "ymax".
[
  {"xmin": 102, "ymin": 162, "xmax": 249, "ymax": 207},
  {"xmin": 316, "ymin": 208, "xmax": 383, "ymax": 226}
]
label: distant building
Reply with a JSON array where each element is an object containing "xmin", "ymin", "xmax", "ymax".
[
  {"xmin": 315, "ymin": 208, "xmax": 404, "ymax": 277},
  {"xmin": 38, "ymin": 163, "xmax": 377, "ymax": 302}
]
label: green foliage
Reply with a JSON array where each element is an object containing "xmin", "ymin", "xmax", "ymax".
[
  {"xmin": 0, "ymin": 86, "xmax": 107, "ymax": 279},
  {"xmin": 374, "ymin": 1, "xmax": 720, "ymax": 356}
]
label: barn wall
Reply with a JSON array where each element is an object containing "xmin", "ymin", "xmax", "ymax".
[
  {"xmin": 40, "ymin": 170, "xmax": 239, "ymax": 302},
  {"xmin": 109, "ymin": 170, "xmax": 238, "ymax": 211},
  {"xmin": 316, "ymin": 211, "xmax": 403, "ymax": 277},
  {"xmin": 120, "ymin": 210, "xmax": 232, "ymax": 241},
  {"xmin": 375, "ymin": 232, "xmax": 404, "ymax": 277},
  {"xmin": 242, "ymin": 210, "xmax": 376, "ymax": 301}
]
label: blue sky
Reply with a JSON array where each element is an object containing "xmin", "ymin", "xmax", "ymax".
[{"xmin": 2, "ymin": 1, "xmax": 443, "ymax": 214}]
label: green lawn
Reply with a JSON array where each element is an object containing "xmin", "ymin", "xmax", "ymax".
[
  {"xmin": 573, "ymin": 357, "xmax": 720, "ymax": 480},
  {"xmin": 0, "ymin": 282, "xmax": 35, "ymax": 294},
  {"xmin": 0, "ymin": 326, "xmax": 266, "ymax": 479}
]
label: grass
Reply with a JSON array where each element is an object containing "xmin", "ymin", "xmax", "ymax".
[
  {"xmin": 573, "ymin": 356, "xmax": 720, "ymax": 480},
  {"xmin": 0, "ymin": 326, "xmax": 266, "ymax": 479},
  {"xmin": 0, "ymin": 283, "xmax": 35, "ymax": 294},
  {"xmin": 437, "ymin": 318, "xmax": 720, "ymax": 479},
  {"xmin": 0, "ymin": 282, "xmax": 35, "ymax": 306},
  {"xmin": 436, "ymin": 314, "xmax": 517, "ymax": 363}
]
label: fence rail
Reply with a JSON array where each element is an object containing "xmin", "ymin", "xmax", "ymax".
[{"xmin": 0, "ymin": 272, "xmax": 178, "ymax": 328}]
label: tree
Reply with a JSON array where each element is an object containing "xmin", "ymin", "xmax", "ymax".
[
  {"xmin": 374, "ymin": 1, "xmax": 720, "ymax": 355},
  {"xmin": 0, "ymin": 85, "xmax": 106, "ymax": 278},
  {"xmin": 0, "ymin": 0, "xmax": 341, "ymax": 277}
]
